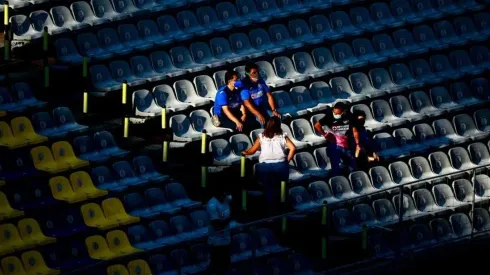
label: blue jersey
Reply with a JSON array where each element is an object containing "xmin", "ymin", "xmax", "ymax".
[
  {"xmin": 213, "ymin": 86, "xmax": 242, "ymax": 117},
  {"xmin": 237, "ymin": 79, "xmax": 271, "ymax": 111}
]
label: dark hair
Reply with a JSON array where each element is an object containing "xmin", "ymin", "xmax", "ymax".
[
  {"xmin": 333, "ymin": 101, "xmax": 348, "ymax": 111},
  {"xmin": 352, "ymin": 109, "xmax": 366, "ymax": 118},
  {"xmin": 263, "ymin": 116, "xmax": 283, "ymax": 139},
  {"xmin": 224, "ymin": 70, "xmax": 238, "ymax": 84},
  {"xmin": 245, "ymin": 63, "xmax": 259, "ymax": 74}
]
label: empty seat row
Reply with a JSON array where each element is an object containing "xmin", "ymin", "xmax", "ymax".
[
  {"xmin": 30, "ymin": 142, "xmax": 89, "ymax": 173},
  {"xmin": 123, "ymin": 183, "xmax": 200, "ymax": 219},
  {"xmin": 332, "ymin": 178, "xmax": 488, "ymax": 234},
  {"xmin": 49, "ymin": 171, "xmax": 109, "ymax": 203},
  {"xmin": 1, "ymin": 250, "xmax": 60, "ymax": 275},
  {"xmin": 13, "ymin": 0, "xmax": 321, "ymax": 40},
  {"xmin": 0, "ymin": 82, "xmax": 46, "ymax": 113},
  {"xmin": 170, "ymin": 109, "xmax": 232, "ymax": 142},
  {"xmin": 0, "ymin": 218, "xmax": 55, "ymax": 256},
  {"xmin": 0, "ymin": 117, "xmax": 48, "ymax": 149},
  {"xmin": 73, "ymin": 130, "xmax": 129, "ymax": 162},
  {"xmin": 85, "ymin": 229, "xmax": 141, "ymax": 260}
]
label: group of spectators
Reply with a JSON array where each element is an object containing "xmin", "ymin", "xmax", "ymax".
[{"xmin": 207, "ymin": 63, "xmax": 380, "ymax": 274}]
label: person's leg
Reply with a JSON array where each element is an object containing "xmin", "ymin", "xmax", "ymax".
[
  {"xmin": 219, "ymin": 115, "xmax": 237, "ymax": 130},
  {"xmin": 256, "ymin": 162, "xmax": 279, "ymax": 216},
  {"xmin": 327, "ymin": 144, "xmax": 342, "ymax": 177}
]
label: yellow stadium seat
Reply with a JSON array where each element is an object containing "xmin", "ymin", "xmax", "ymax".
[
  {"xmin": 30, "ymin": 146, "xmax": 70, "ymax": 173},
  {"xmin": 21, "ymin": 250, "xmax": 60, "ymax": 275},
  {"xmin": 102, "ymin": 198, "xmax": 139, "ymax": 226},
  {"xmin": 1, "ymin": 256, "xmax": 27, "ymax": 275},
  {"xmin": 18, "ymin": 219, "xmax": 56, "ymax": 247},
  {"xmin": 80, "ymin": 203, "xmax": 119, "ymax": 230},
  {"xmin": 107, "ymin": 265, "xmax": 129, "ymax": 275},
  {"xmin": 11, "ymin": 117, "xmax": 48, "ymax": 145},
  {"xmin": 0, "ymin": 191, "xmax": 24, "ymax": 221},
  {"xmin": 49, "ymin": 176, "xmax": 87, "ymax": 203},
  {"xmin": 69, "ymin": 171, "xmax": 107, "ymax": 199},
  {"xmin": 0, "ymin": 121, "xmax": 27, "ymax": 149},
  {"xmin": 106, "ymin": 230, "xmax": 140, "ymax": 256},
  {"xmin": 128, "ymin": 259, "xmax": 152, "ymax": 275},
  {"xmin": 0, "ymin": 224, "xmax": 28, "ymax": 254},
  {"xmin": 51, "ymin": 141, "xmax": 89, "ymax": 169},
  {"xmin": 85, "ymin": 235, "xmax": 117, "ymax": 260}
]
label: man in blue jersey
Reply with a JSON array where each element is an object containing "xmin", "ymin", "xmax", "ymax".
[
  {"xmin": 213, "ymin": 70, "xmax": 254, "ymax": 132},
  {"xmin": 237, "ymin": 63, "xmax": 280, "ymax": 125}
]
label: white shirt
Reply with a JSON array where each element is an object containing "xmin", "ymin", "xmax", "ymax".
[{"xmin": 258, "ymin": 133, "xmax": 287, "ymax": 163}]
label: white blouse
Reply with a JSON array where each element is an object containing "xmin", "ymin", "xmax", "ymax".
[{"xmin": 258, "ymin": 133, "xmax": 287, "ymax": 163}]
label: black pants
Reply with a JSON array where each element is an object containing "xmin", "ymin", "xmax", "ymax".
[
  {"xmin": 210, "ymin": 245, "xmax": 231, "ymax": 274},
  {"xmin": 219, "ymin": 114, "xmax": 260, "ymax": 133}
]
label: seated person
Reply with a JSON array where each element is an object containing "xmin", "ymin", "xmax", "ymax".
[
  {"xmin": 237, "ymin": 63, "xmax": 280, "ymax": 125},
  {"xmin": 213, "ymin": 70, "xmax": 257, "ymax": 132}
]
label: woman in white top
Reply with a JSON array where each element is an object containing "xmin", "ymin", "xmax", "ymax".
[{"xmin": 243, "ymin": 116, "xmax": 296, "ymax": 215}]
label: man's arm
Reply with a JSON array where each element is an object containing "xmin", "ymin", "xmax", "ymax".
[
  {"xmin": 243, "ymin": 99, "xmax": 265, "ymax": 124},
  {"xmin": 266, "ymin": 92, "xmax": 279, "ymax": 116}
]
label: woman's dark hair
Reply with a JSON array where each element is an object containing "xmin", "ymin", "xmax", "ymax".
[
  {"xmin": 245, "ymin": 63, "xmax": 259, "ymax": 74},
  {"xmin": 263, "ymin": 116, "xmax": 283, "ymax": 139},
  {"xmin": 224, "ymin": 70, "xmax": 238, "ymax": 85}
]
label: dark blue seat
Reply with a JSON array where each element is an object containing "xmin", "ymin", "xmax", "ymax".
[
  {"xmin": 169, "ymin": 215, "xmax": 196, "ymax": 241},
  {"xmin": 32, "ymin": 112, "xmax": 67, "ymax": 138},
  {"xmin": 124, "ymin": 192, "xmax": 159, "ymax": 218},
  {"xmin": 0, "ymin": 150, "xmax": 39, "ymax": 182},
  {"xmin": 133, "ymin": 155, "xmax": 169, "ymax": 183},
  {"xmin": 390, "ymin": 0, "xmax": 424, "ymax": 24},
  {"xmin": 350, "ymin": 7, "xmax": 384, "ymax": 32},
  {"xmin": 91, "ymin": 166, "xmax": 127, "ymax": 192},
  {"xmin": 12, "ymin": 82, "xmax": 47, "ymax": 109},
  {"xmin": 372, "ymin": 34, "xmax": 406, "ymax": 59},
  {"xmin": 332, "ymin": 42, "xmax": 367, "ymax": 68},
  {"xmin": 74, "ymin": 136, "xmax": 110, "ymax": 163},
  {"xmin": 352, "ymin": 38, "xmax": 387, "ymax": 64},
  {"xmin": 392, "ymin": 29, "xmax": 428, "ymax": 55},
  {"xmin": 113, "ymin": 161, "xmax": 148, "ymax": 187},
  {"xmin": 0, "ymin": 87, "xmax": 26, "ymax": 113},
  {"xmin": 145, "ymin": 188, "xmax": 181, "ymax": 215},
  {"xmin": 409, "ymin": 58, "xmax": 443, "ymax": 84},
  {"xmin": 52, "ymin": 107, "xmax": 88, "ymax": 133},
  {"xmin": 166, "ymin": 182, "xmax": 202, "ymax": 209},
  {"xmin": 149, "ymin": 254, "xmax": 178, "ymax": 275},
  {"xmin": 330, "ymin": 11, "xmax": 363, "ymax": 36},
  {"xmin": 94, "ymin": 131, "xmax": 129, "ymax": 157},
  {"xmin": 149, "ymin": 220, "xmax": 181, "ymax": 246},
  {"xmin": 127, "ymin": 224, "xmax": 159, "ymax": 250}
]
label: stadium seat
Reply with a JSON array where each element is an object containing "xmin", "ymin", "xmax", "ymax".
[
  {"xmin": 49, "ymin": 176, "xmax": 87, "ymax": 203},
  {"xmin": 273, "ymin": 56, "xmax": 309, "ymax": 83},
  {"xmin": 51, "ymin": 6, "xmax": 89, "ymax": 31},
  {"xmin": 468, "ymin": 142, "xmax": 490, "ymax": 166},
  {"xmin": 153, "ymin": 84, "xmax": 192, "ymax": 112},
  {"xmin": 191, "ymin": 42, "xmax": 227, "ymax": 68},
  {"xmin": 369, "ymin": 67, "xmax": 404, "ymax": 94},
  {"xmin": 30, "ymin": 10, "xmax": 67, "ymax": 35},
  {"xmin": 312, "ymin": 147, "xmax": 331, "ymax": 171},
  {"xmin": 91, "ymin": 166, "xmax": 127, "ymax": 192},
  {"xmin": 18, "ymin": 218, "xmax": 56, "ymax": 246},
  {"xmin": 94, "ymin": 131, "xmax": 129, "ymax": 158},
  {"xmin": 289, "ymin": 186, "xmax": 317, "ymax": 211},
  {"xmin": 32, "ymin": 112, "xmax": 67, "ymax": 138},
  {"xmin": 371, "ymin": 99, "xmax": 408, "ymax": 127},
  {"xmin": 350, "ymin": 6, "xmax": 384, "ymax": 32},
  {"xmin": 311, "ymin": 47, "xmax": 345, "ymax": 73},
  {"xmin": 290, "ymin": 119, "xmax": 325, "ymax": 146},
  {"xmin": 70, "ymin": 171, "xmax": 108, "ymax": 198},
  {"xmin": 372, "ymin": 33, "xmax": 406, "ymax": 59},
  {"xmin": 71, "ymin": 1, "xmax": 110, "ymax": 26},
  {"xmin": 330, "ymin": 11, "xmax": 363, "ymax": 36},
  {"xmin": 229, "ymin": 134, "xmax": 259, "ymax": 160},
  {"xmin": 52, "ymin": 107, "xmax": 88, "ymax": 134},
  {"xmin": 450, "ymin": 50, "xmax": 483, "ymax": 76},
  {"xmin": 0, "ymin": 192, "xmax": 24, "ymax": 221},
  {"xmin": 190, "ymin": 110, "xmax": 231, "ymax": 136},
  {"xmin": 430, "ymin": 218, "xmax": 454, "ymax": 241},
  {"xmin": 0, "ymin": 223, "xmax": 26, "ymax": 254},
  {"xmin": 210, "ymin": 139, "xmax": 241, "ymax": 165},
  {"xmin": 432, "ymin": 119, "xmax": 469, "ymax": 145},
  {"xmin": 392, "ymin": 128, "xmax": 427, "ymax": 153},
  {"xmin": 174, "ymin": 79, "xmax": 211, "ymax": 107},
  {"xmin": 433, "ymin": 20, "xmax": 466, "ymax": 46},
  {"xmin": 470, "ymin": 46, "xmax": 490, "ymax": 70},
  {"xmin": 288, "ymin": 19, "xmax": 323, "ymax": 45},
  {"xmin": 409, "ymin": 156, "xmax": 437, "ymax": 181},
  {"xmin": 10, "ymin": 15, "xmax": 42, "ymax": 41},
  {"xmin": 148, "ymin": 220, "xmax": 180, "ymax": 246},
  {"xmin": 389, "ymin": 161, "xmax": 417, "ymax": 185},
  {"xmin": 85, "ymin": 235, "xmax": 117, "ymax": 260},
  {"xmin": 166, "ymin": 182, "xmax": 201, "ymax": 209},
  {"xmin": 352, "ymin": 38, "xmax": 387, "ymax": 64},
  {"xmin": 389, "ymin": 95, "xmax": 426, "ymax": 122},
  {"xmin": 450, "ymin": 81, "xmax": 480, "ymax": 107},
  {"xmin": 413, "ymin": 123, "xmax": 447, "ymax": 149},
  {"xmin": 448, "ymin": 147, "xmax": 476, "ymax": 171},
  {"xmin": 109, "ymin": 60, "xmax": 146, "ymax": 86},
  {"xmin": 292, "ymin": 52, "xmax": 329, "ymax": 79},
  {"xmin": 11, "ymin": 117, "xmax": 48, "ymax": 145},
  {"xmin": 81, "ymin": 203, "xmax": 119, "ymax": 229},
  {"xmin": 52, "ymin": 141, "xmax": 89, "ymax": 169},
  {"xmin": 107, "ymin": 264, "xmax": 129, "ymax": 275},
  {"xmin": 408, "ymin": 91, "xmax": 445, "ymax": 117},
  {"xmin": 428, "ymin": 152, "xmax": 458, "ymax": 177},
  {"xmin": 272, "ymin": 91, "xmax": 303, "ymax": 117},
  {"xmin": 130, "ymin": 56, "xmax": 166, "ymax": 82},
  {"xmin": 0, "ymin": 121, "xmax": 27, "ymax": 148},
  {"xmin": 308, "ymin": 180, "xmax": 338, "ymax": 204},
  {"xmin": 124, "ymin": 192, "xmax": 160, "ymax": 218},
  {"xmin": 453, "ymin": 114, "xmax": 489, "ymax": 140},
  {"xmin": 133, "ymin": 89, "xmax": 161, "ymax": 117},
  {"xmin": 170, "ymin": 114, "xmax": 202, "ymax": 142},
  {"xmin": 294, "ymin": 152, "xmax": 328, "ymax": 178},
  {"xmin": 112, "ymin": 161, "xmax": 148, "ymax": 187},
  {"xmin": 332, "ymin": 42, "xmax": 367, "ymax": 68},
  {"xmin": 128, "ymin": 259, "xmax": 152, "ymax": 275},
  {"xmin": 102, "ymin": 198, "xmax": 140, "ymax": 225},
  {"xmin": 473, "ymin": 208, "xmax": 490, "ymax": 232},
  {"xmin": 329, "ymin": 176, "xmax": 357, "ymax": 200},
  {"xmin": 373, "ymin": 133, "xmax": 408, "ymax": 160},
  {"xmin": 254, "ymin": 228, "xmax": 289, "ymax": 256},
  {"xmin": 31, "ymin": 146, "xmax": 70, "ymax": 173},
  {"xmin": 351, "ymin": 104, "xmax": 388, "ymax": 131}
]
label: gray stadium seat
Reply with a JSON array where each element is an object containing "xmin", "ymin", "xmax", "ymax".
[
  {"xmin": 294, "ymin": 152, "xmax": 328, "ymax": 178},
  {"xmin": 290, "ymin": 119, "xmax": 325, "ymax": 146},
  {"xmin": 428, "ymin": 152, "xmax": 458, "ymax": 177},
  {"xmin": 349, "ymin": 171, "xmax": 376, "ymax": 195},
  {"xmin": 352, "ymin": 204, "xmax": 378, "ymax": 227},
  {"xmin": 229, "ymin": 134, "xmax": 259, "ymax": 160},
  {"xmin": 449, "ymin": 81, "xmax": 480, "ymax": 107},
  {"xmin": 91, "ymin": 0, "xmax": 127, "ymax": 21},
  {"xmin": 432, "ymin": 118, "xmax": 469, "ymax": 145},
  {"xmin": 313, "ymin": 147, "xmax": 331, "ymax": 171},
  {"xmin": 329, "ymin": 176, "xmax": 357, "ymax": 200},
  {"xmin": 194, "ymin": 75, "xmax": 218, "ymax": 101},
  {"xmin": 409, "ymin": 156, "xmax": 437, "ymax": 181},
  {"xmin": 290, "ymin": 86, "xmax": 325, "ymax": 113},
  {"xmin": 190, "ymin": 110, "xmax": 232, "ymax": 136},
  {"xmin": 373, "ymin": 199, "xmax": 398, "ymax": 225},
  {"xmin": 390, "ymin": 95, "xmax": 426, "ymax": 122},
  {"xmin": 130, "ymin": 55, "xmax": 166, "ymax": 82},
  {"xmin": 311, "ymin": 47, "xmax": 345, "ymax": 73},
  {"xmin": 51, "ymin": 6, "xmax": 89, "ymax": 31},
  {"xmin": 10, "ymin": 15, "xmax": 42, "ymax": 40},
  {"xmin": 373, "ymin": 132, "xmax": 408, "ymax": 160},
  {"xmin": 468, "ymin": 142, "xmax": 490, "ymax": 166},
  {"xmin": 153, "ymin": 84, "xmax": 192, "ymax": 112},
  {"xmin": 150, "ymin": 51, "xmax": 186, "ymax": 78},
  {"xmin": 309, "ymin": 81, "xmax": 336, "ymax": 107},
  {"xmin": 292, "ymin": 52, "xmax": 329, "ymax": 79},
  {"xmin": 174, "ymin": 80, "xmax": 211, "ymax": 107},
  {"xmin": 371, "ymin": 99, "xmax": 407, "ymax": 127},
  {"xmin": 256, "ymin": 61, "xmax": 291, "ymax": 88},
  {"xmin": 430, "ymin": 218, "xmax": 454, "ymax": 241},
  {"xmin": 389, "ymin": 161, "xmax": 416, "ymax": 185},
  {"xmin": 413, "ymin": 123, "xmax": 447, "ymax": 148},
  {"xmin": 210, "ymin": 139, "xmax": 241, "ymax": 165},
  {"xmin": 272, "ymin": 91, "xmax": 303, "ymax": 117},
  {"xmin": 409, "ymin": 91, "xmax": 445, "ymax": 117},
  {"xmin": 393, "ymin": 128, "xmax": 427, "ymax": 153},
  {"xmin": 452, "ymin": 179, "xmax": 476, "ymax": 203},
  {"xmin": 273, "ymin": 56, "xmax": 309, "ymax": 83},
  {"xmin": 30, "ymin": 10, "xmax": 67, "ymax": 35},
  {"xmin": 133, "ymin": 89, "xmax": 161, "ymax": 116},
  {"xmin": 413, "ymin": 188, "xmax": 440, "ymax": 213},
  {"xmin": 448, "ymin": 147, "xmax": 477, "ymax": 171},
  {"xmin": 449, "ymin": 213, "xmax": 472, "ymax": 238},
  {"xmin": 369, "ymin": 166, "xmax": 397, "ymax": 189},
  {"xmin": 351, "ymin": 104, "xmax": 388, "ymax": 131},
  {"xmin": 170, "ymin": 114, "xmax": 202, "ymax": 142},
  {"xmin": 349, "ymin": 72, "xmax": 385, "ymax": 98},
  {"xmin": 309, "ymin": 180, "xmax": 338, "ymax": 205},
  {"xmin": 453, "ymin": 113, "xmax": 489, "ymax": 140},
  {"xmin": 392, "ymin": 194, "xmax": 420, "ymax": 219}
]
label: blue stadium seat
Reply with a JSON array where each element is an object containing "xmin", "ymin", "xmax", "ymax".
[
  {"xmin": 433, "ymin": 20, "xmax": 466, "ymax": 46},
  {"xmin": 10, "ymin": 15, "xmax": 42, "ymax": 41},
  {"xmin": 0, "ymin": 87, "xmax": 26, "ymax": 113},
  {"xmin": 311, "ymin": 47, "xmax": 345, "ymax": 73},
  {"xmin": 110, "ymin": 60, "xmax": 146, "ymax": 86},
  {"xmin": 302, "ymin": 0, "xmax": 331, "ymax": 9},
  {"xmin": 390, "ymin": 95, "xmax": 425, "ymax": 122},
  {"xmin": 171, "ymin": 46, "xmax": 207, "ymax": 72},
  {"xmin": 254, "ymin": 228, "xmax": 289, "ymax": 256},
  {"xmin": 349, "ymin": 72, "xmax": 385, "ymax": 98},
  {"xmin": 474, "ymin": 12, "xmax": 490, "ymax": 36},
  {"xmin": 149, "ymin": 254, "xmax": 177, "ymax": 274},
  {"xmin": 145, "ymin": 188, "xmax": 180, "ymax": 215},
  {"xmin": 74, "ymin": 136, "xmax": 110, "ymax": 163},
  {"xmin": 194, "ymin": 75, "xmax": 218, "ymax": 101},
  {"xmin": 470, "ymin": 46, "xmax": 490, "ymax": 70},
  {"xmin": 150, "ymin": 51, "xmax": 186, "ymax": 78},
  {"xmin": 51, "ymin": 6, "xmax": 89, "ymax": 31},
  {"xmin": 169, "ymin": 215, "xmax": 195, "ymax": 241},
  {"xmin": 267, "ymin": 258, "xmax": 289, "ymax": 274},
  {"xmin": 196, "ymin": 6, "xmax": 233, "ymax": 32},
  {"xmin": 292, "ymin": 52, "xmax": 329, "ymax": 78},
  {"xmin": 236, "ymin": 0, "xmax": 271, "ymax": 23},
  {"xmin": 124, "ymin": 192, "xmax": 159, "ymax": 218},
  {"xmin": 409, "ymin": 90, "xmax": 445, "ymax": 117},
  {"xmin": 434, "ymin": 0, "xmax": 464, "ymax": 15},
  {"xmin": 370, "ymin": 2, "xmax": 402, "ymax": 27},
  {"xmin": 91, "ymin": 166, "xmax": 127, "ymax": 192},
  {"xmin": 130, "ymin": 56, "xmax": 166, "ymax": 83},
  {"xmin": 454, "ymin": 16, "xmax": 487, "ymax": 42},
  {"xmin": 350, "ymin": 6, "xmax": 384, "ymax": 32},
  {"xmin": 372, "ymin": 34, "xmax": 406, "ymax": 59},
  {"xmin": 166, "ymin": 182, "xmax": 201, "ymax": 209},
  {"xmin": 450, "ymin": 82, "xmax": 480, "ymax": 107},
  {"xmin": 413, "ymin": 25, "xmax": 447, "ymax": 50},
  {"xmin": 137, "ymin": 20, "xmax": 173, "ymax": 46},
  {"xmin": 288, "ymin": 19, "xmax": 323, "ymax": 45},
  {"xmin": 393, "ymin": 128, "xmax": 427, "ymax": 154},
  {"xmin": 294, "ymin": 152, "xmax": 328, "ymax": 178},
  {"xmin": 290, "ymin": 86, "xmax": 325, "ymax": 113},
  {"xmin": 30, "ymin": 10, "xmax": 67, "ymax": 35},
  {"xmin": 98, "ymin": 28, "xmax": 133, "ymax": 56},
  {"xmin": 71, "ymin": 1, "xmax": 110, "ymax": 26},
  {"xmin": 330, "ymin": 76, "xmax": 366, "ymax": 102},
  {"xmin": 349, "ymin": 171, "xmax": 376, "ymax": 195},
  {"xmin": 389, "ymin": 63, "xmax": 424, "ymax": 89},
  {"xmin": 112, "ymin": 0, "xmax": 144, "ymax": 17},
  {"xmin": 390, "ymin": 0, "xmax": 424, "ymax": 24},
  {"xmin": 369, "ymin": 166, "xmax": 397, "ymax": 189},
  {"xmin": 77, "ymin": 33, "xmax": 113, "ymax": 60},
  {"xmin": 471, "ymin": 78, "xmax": 490, "ymax": 100},
  {"xmin": 91, "ymin": 0, "xmax": 128, "ymax": 21},
  {"xmin": 216, "ymin": 2, "xmax": 252, "ymax": 27},
  {"xmin": 449, "ymin": 50, "xmax": 483, "ymax": 76},
  {"xmin": 113, "ymin": 161, "xmax": 149, "ymax": 187},
  {"xmin": 133, "ymin": 155, "xmax": 169, "ymax": 183},
  {"xmin": 268, "ymin": 24, "xmax": 303, "ymax": 50},
  {"xmin": 133, "ymin": 89, "xmax": 161, "ymax": 116},
  {"xmin": 157, "ymin": 15, "xmax": 193, "ymax": 41},
  {"xmin": 369, "ymin": 67, "xmax": 404, "ymax": 94},
  {"xmin": 0, "ymin": 150, "xmax": 39, "ymax": 182},
  {"xmin": 352, "ymin": 38, "xmax": 387, "ymax": 64},
  {"xmin": 190, "ymin": 42, "xmax": 227, "ymax": 68},
  {"xmin": 127, "ymin": 225, "xmax": 159, "ymax": 250},
  {"xmin": 231, "ymin": 233, "xmax": 253, "ymax": 263},
  {"xmin": 413, "ymin": 123, "xmax": 447, "ymax": 149},
  {"xmin": 309, "ymin": 180, "xmax": 338, "ymax": 204},
  {"xmin": 210, "ymin": 139, "xmax": 241, "ymax": 165},
  {"xmin": 409, "ymin": 58, "xmax": 443, "ymax": 85},
  {"xmin": 256, "ymin": 60, "xmax": 291, "ymax": 88},
  {"xmin": 90, "ymin": 65, "xmax": 120, "ymax": 93},
  {"xmin": 53, "ymin": 107, "xmax": 88, "ymax": 133},
  {"xmin": 392, "ymin": 29, "xmax": 428, "ymax": 55},
  {"xmin": 189, "ymin": 210, "xmax": 210, "ymax": 237},
  {"xmin": 171, "ymin": 248, "xmax": 207, "ymax": 274},
  {"xmin": 373, "ymin": 132, "xmax": 408, "ymax": 160},
  {"xmin": 32, "ymin": 112, "xmax": 67, "ymax": 138},
  {"xmin": 148, "ymin": 220, "xmax": 180, "ymax": 247},
  {"xmin": 279, "ymin": 0, "xmax": 309, "ymax": 14},
  {"xmin": 210, "ymin": 37, "xmax": 248, "ymax": 63},
  {"xmin": 429, "ymin": 86, "xmax": 462, "ymax": 112},
  {"xmin": 118, "ymin": 24, "xmax": 153, "ymax": 51},
  {"xmin": 255, "ymin": 0, "xmax": 290, "ymax": 18},
  {"xmin": 332, "ymin": 42, "xmax": 367, "ymax": 68},
  {"xmin": 273, "ymin": 56, "xmax": 309, "ymax": 83},
  {"xmin": 309, "ymin": 15, "xmax": 343, "ymax": 41},
  {"xmin": 170, "ymin": 114, "xmax": 202, "ymax": 142},
  {"xmin": 94, "ymin": 131, "xmax": 129, "ymax": 157},
  {"xmin": 176, "ymin": 10, "xmax": 212, "ymax": 36},
  {"xmin": 153, "ymin": 84, "xmax": 192, "ymax": 112},
  {"xmin": 330, "ymin": 11, "xmax": 363, "ymax": 36},
  {"xmin": 55, "ymin": 38, "xmax": 84, "ymax": 64},
  {"xmin": 412, "ymin": 0, "xmax": 443, "ymax": 19},
  {"xmin": 13, "ymin": 82, "xmax": 47, "ymax": 108}
]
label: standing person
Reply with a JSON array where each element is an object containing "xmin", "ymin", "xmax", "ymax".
[
  {"xmin": 213, "ymin": 70, "xmax": 254, "ymax": 132},
  {"xmin": 242, "ymin": 116, "xmax": 296, "ymax": 216},
  {"xmin": 314, "ymin": 102, "xmax": 361, "ymax": 176},
  {"xmin": 207, "ymin": 183, "xmax": 234, "ymax": 275},
  {"xmin": 349, "ymin": 110, "xmax": 379, "ymax": 171},
  {"xmin": 237, "ymin": 63, "xmax": 281, "ymax": 126}
]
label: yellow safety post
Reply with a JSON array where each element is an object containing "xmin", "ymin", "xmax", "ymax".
[
  {"xmin": 123, "ymin": 117, "xmax": 129, "ymax": 138},
  {"xmin": 122, "ymin": 80, "xmax": 128, "ymax": 104},
  {"xmin": 4, "ymin": 1, "xmax": 10, "ymax": 61},
  {"xmin": 201, "ymin": 130, "xmax": 207, "ymax": 188},
  {"xmin": 281, "ymin": 180, "xmax": 287, "ymax": 234},
  {"xmin": 241, "ymin": 154, "xmax": 247, "ymax": 212},
  {"xmin": 361, "ymin": 224, "xmax": 368, "ymax": 251},
  {"xmin": 161, "ymin": 108, "xmax": 168, "ymax": 162},
  {"xmin": 83, "ymin": 89, "xmax": 88, "ymax": 114}
]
